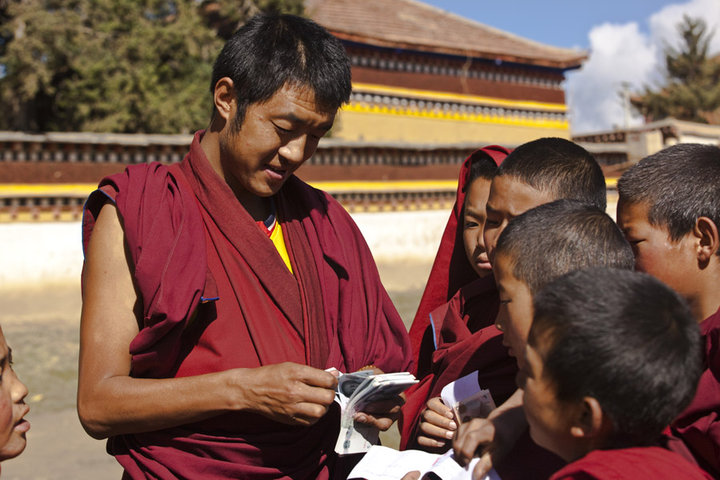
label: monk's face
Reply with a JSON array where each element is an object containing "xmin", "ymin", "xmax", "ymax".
[
  {"xmin": 616, "ymin": 199, "xmax": 698, "ymax": 308},
  {"xmin": 493, "ymin": 252, "xmax": 534, "ymax": 368},
  {"xmin": 218, "ymin": 83, "xmax": 335, "ymax": 199},
  {"xmin": 519, "ymin": 340, "xmax": 582, "ymax": 463},
  {"xmin": 484, "ymin": 175, "xmax": 556, "ymax": 264},
  {"xmin": 0, "ymin": 327, "xmax": 29, "ymax": 461},
  {"xmin": 462, "ymin": 177, "xmax": 493, "ymax": 278}
]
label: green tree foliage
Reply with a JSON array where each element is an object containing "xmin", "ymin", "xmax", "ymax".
[
  {"xmin": 0, "ymin": 0, "xmax": 304, "ymax": 133},
  {"xmin": 634, "ymin": 16, "xmax": 720, "ymax": 124}
]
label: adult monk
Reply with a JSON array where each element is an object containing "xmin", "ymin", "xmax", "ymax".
[{"xmin": 78, "ymin": 13, "xmax": 412, "ymax": 480}]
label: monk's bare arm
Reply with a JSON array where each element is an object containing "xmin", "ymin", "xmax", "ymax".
[{"xmin": 77, "ymin": 203, "xmax": 337, "ymax": 439}]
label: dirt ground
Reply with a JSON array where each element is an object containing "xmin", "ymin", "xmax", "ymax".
[{"xmin": 0, "ymin": 259, "xmax": 431, "ymax": 479}]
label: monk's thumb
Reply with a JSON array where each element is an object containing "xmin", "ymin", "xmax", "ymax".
[{"xmin": 472, "ymin": 452, "xmax": 493, "ymax": 480}]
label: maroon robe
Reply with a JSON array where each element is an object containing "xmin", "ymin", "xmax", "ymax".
[
  {"xmin": 400, "ymin": 276, "xmax": 514, "ymax": 450},
  {"xmin": 667, "ymin": 307, "xmax": 720, "ymax": 477},
  {"xmin": 407, "ymin": 146, "xmax": 510, "ymax": 377},
  {"xmin": 549, "ymin": 447, "xmax": 712, "ymax": 480},
  {"xmin": 82, "ymin": 131, "xmax": 412, "ymax": 479}
]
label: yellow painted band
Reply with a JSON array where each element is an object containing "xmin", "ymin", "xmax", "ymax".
[
  {"xmin": 352, "ymin": 82, "xmax": 567, "ymax": 112},
  {"xmin": 341, "ymin": 102, "xmax": 569, "ymax": 130}
]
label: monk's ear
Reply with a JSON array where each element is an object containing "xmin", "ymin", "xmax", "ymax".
[
  {"xmin": 694, "ymin": 216, "xmax": 719, "ymax": 264},
  {"xmin": 570, "ymin": 396, "xmax": 605, "ymax": 439},
  {"xmin": 213, "ymin": 77, "xmax": 236, "ymax": 122}
]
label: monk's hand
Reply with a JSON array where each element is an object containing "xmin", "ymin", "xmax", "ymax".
[
  {"xmin": 417, "ymin": 396, "xmax": 457, "ymax": 449},
  {"xmin": 353, "ymin": 366, "xmax": 404, "ymax": 431},
  {"xmin": 401, "ymin": 471, "xmax": 421, "ymax": 480},
  {"xmin": 239, "ymin": 362, "xmax": 337, "ymax": 426},
  {"xmin": 452, "ymin": 406, "xmax": 527, "ymax": 480}
]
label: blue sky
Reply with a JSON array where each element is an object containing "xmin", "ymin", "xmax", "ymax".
[{"xmin": 420, "ymin": 0, "xmax": 720, "ymax": 133}]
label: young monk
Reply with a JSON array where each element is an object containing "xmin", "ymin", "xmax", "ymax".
[
  {"xmin": 452, "ymin": 200, "xmax": 635, "ymax": 479},
  {"xmin": 0, "ymin": 326, "xmax": 30, "ymax": 474},
  {"xmin": 617, "ymin": 143, "xmax": 720, "ymax": 477},
  {"xmin": 408, "ymin": 146, "xmax": 509, "ymax": 378},
  {"xmin": 401, "ymin": 149, "xmax": 514, "ymax": 451},
  {"xmin": 524, "ymin": 267, "xmax": 709, "ymax": 480},
  {"xmin": 404, "ymin": 137, "xmax": 607, "ymax": 457}
]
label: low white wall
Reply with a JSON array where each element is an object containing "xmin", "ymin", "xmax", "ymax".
[{"xmin": 0, "ymin": 210, "xmax": 448, "ymax": 287}]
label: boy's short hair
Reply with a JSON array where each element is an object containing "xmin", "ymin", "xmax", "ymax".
[
  {"xmin": 497, "ymin": 137, "xmax": 606, "ymax": 211},
  {"xmin": 211, "ymin": 13, "xmax": 352, "ymax": 126},
  {"xmin": 495, "ymin": 199, "xmax": 634, "ymax": 294},
  {"xmin": 531, "ymin": 267, "xmax": 702, "ymax": 446},
  {"xmin": 617, "ymin": 143, "xmax": 720, "ymax": 243}
]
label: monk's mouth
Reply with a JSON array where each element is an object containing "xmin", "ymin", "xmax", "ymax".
[{"xmin": 264, "ymin": 165, "xmax": 287, "ymax": 180}]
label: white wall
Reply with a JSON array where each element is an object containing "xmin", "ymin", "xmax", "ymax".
[{"xmin": 0, "ymin": 211, "xmax": 448, "ymax": 287}]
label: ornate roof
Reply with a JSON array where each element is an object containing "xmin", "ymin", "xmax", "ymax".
[{"xmin": 306, "ymin": 0, "xmax": 586, "ymax": 69}]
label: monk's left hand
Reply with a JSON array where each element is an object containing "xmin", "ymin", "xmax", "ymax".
[{"xmin": 352, "ymin": 366, "xmax": 405, "ymax": 431}]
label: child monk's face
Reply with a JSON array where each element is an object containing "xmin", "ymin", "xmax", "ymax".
[
  {"xmin": 519, "ymin": 339, "xmax": 580, "ymax": 462},
  {"xmin": 493, "ymin": 252, "xmax": 534, "ymax": 367},
  {"xmin": 0, "ymin": 327, "xmax": 29, "ymax": 461},
  {"xmin": 616, "ymin": 199, "xmax": 697, "ymax": 304},
  {"xmin": 484, "ymin": 175, "xmax": 556, "ymax": 264},
  {"xmin": 462, "ymin": 177, "xmax": 493, "ymax": 278}
]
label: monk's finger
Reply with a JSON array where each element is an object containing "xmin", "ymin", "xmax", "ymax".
[
  {"xmin": 453, "ymin": 418, "xmax": 493, "ymax": 466},
  {"xmin": 361, "ymin": 397, "xmax": 403, "ymax": 415},
  {"xmin": 416, "ymin": 433, "xmax": 447, "ymax": 449},
  {"xmin": 353, "ymin": 412, "xmax": 397, "ymax": 431},
  {"xmin": 426, "ymin": 396, "xmax": 453, "ymax": 418},
  {"xmin": 421, "ymin": 407, "xmax": 457, "ymax": 431},
  {"xmin": 401, "ymin": 471, "xmax": 421, "ymax": 480},
  {"xmin": 286, "ymin": 400, "xmax": 333, "ymax": 425},
  {"xmin": 418, "ymin": 418, "xmax": 455, "ymax": 441},
  {"xmin": 291, "ymin": 363, "xmax": 338, "ymax": 390},
  {"xmin": 472, "ymin": 452, "xmax": 493, "ymax": 480}
]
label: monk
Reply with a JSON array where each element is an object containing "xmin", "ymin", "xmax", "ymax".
[
  {"xmin": 78, "ymin": 13, "xmax": 411, "ymax": 479},
  {"xmin": 451, "ymin": 200, "xmax": 635, "ymax": 480},
  {"xmin": 406, "ymin": 138, "xmax": 607, "ymax": 478},
  {"xmin": 617, "ymin": 143, "xmax": 720, "ymax": 478},
  {"xmin": 400, "ymin": 148, "xmax": 514, "ymax": 450},
  {"xmin": 526, "ymin": 268, "xmax": 709, "ymax": 480}
]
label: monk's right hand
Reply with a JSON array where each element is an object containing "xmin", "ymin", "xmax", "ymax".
[
  {"xmin": 417, "ymin": 396, "xmax": 457, "ymax": 449},
  {"xmin": 237, "ymin": 362, "xmax": 337, "ymax": 426},
  {"xmin": 452, "ymin": 405, "xmax": 526, "ymax": 480}
]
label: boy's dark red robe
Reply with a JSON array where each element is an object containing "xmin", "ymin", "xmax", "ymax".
[
  {"xmin": 82, "ymin": 131, "xmax": 412, "ymax": 479},
  {"xmin": 406, "ymin": 146, "xmax": 509, "ymax": 377},
  {"xmin": 549, "ymin": 447, "xmax": 712, "ymax": 480},
  {"xmin": 667, "ymin": 307, "xmax": 720, "ymax": 477},
  {"xmin": 399, "ymin": 146, "xmax": 564, "ymax": 479}
]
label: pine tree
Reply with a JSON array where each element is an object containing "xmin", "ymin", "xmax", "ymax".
[
  {"xmin": 633, "ymin": 16, "xmax": 720, "ymax": 124},
  {"xmin": 0, "ymin": 0, "xmax": 304, "ymax": 133}
]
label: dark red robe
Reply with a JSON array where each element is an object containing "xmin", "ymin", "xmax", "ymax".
[
  {"xmin": 667, "ymin": 307, "xmax": 720, "ymax": 477},
  {"xmin": 549, "ymin": 447, "xmax": 712, "ymax": 480},
  {"xmin": 82, "ymin": 131, "xmax": 412, "ymax": 479},
  {"xmin": 406, "ymin": 146, "xmax": 509, "ymax": 377},
  {"xmin": 399, "ymin": 145, "xmax": 564, "ymax": 479}
]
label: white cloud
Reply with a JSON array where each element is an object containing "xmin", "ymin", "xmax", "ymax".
[{"xmin": 566, "ymin": 0, "xmax": 720, "ymax": 134}]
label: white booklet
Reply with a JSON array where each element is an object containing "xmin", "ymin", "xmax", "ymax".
[
  {"xmin": 347, "ymin": 445, "xmax": 502, "ymax": 480},
  {"xmin": 332, "ymin": 370, "xmax": 418, "ymax": 455}
]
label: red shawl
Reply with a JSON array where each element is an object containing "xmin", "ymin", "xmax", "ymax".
[
  {"xmin": 82, "ymin": 131, "xmax": 412, "ymax": 479},
  {"xmin": 667, "ymin": 307, "xmax": 720, "ymax": 477},
  {"xmin": 408, "ymin": 146, "xmax": 509, "ymax": 376},
  {"xmin": 549, "ymin": 447, "xmax": 712, "ymax": 480}
]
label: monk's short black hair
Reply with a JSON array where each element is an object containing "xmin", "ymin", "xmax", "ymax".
[
  {"xmin": 211, "ymin": 13, "xmax": 352, "ymax": 127},
  {"xmin": 495, "ymin": 199, "xmax": 634, "ymax": 294},
  {"xmin": 497, "ymin": 137, "xmax": 606, "ymax": 211},
  {"xmin": 463, "ymin": 150, "xmax": 500, "ymax": 192},
  {"xmin": 530, "ymin": 267, "xmax": 702, "ymax": 446},
  {"xmin": 618, "ymin": 143, "xmax": 720, "ymax": 244}
]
